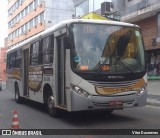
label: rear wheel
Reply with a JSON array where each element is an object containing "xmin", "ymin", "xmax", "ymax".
[
  {"xmin": 105, "ymin": 110, "xmax": 114, "ymax": 113},
  {"xmin": 15, "ymin": 84, "xmax": 23, "ymax": 104},
  {"xmin": 47, "ymin": 96, "xmax": 60, "ymax": 117}
]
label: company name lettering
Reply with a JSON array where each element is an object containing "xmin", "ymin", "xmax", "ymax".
[{"xmin": 29, "ymin": 71, "xmax": 42, "ymax": 82}]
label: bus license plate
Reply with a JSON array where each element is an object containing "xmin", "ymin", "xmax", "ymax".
[{"xmin": 109, "ymin": 101, "xmax": 122, "ymax": 106}]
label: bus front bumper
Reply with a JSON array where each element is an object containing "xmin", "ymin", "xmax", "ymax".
[{"xmin": 70, "ymin": 90, "xmax": 147, "ymax": 111}]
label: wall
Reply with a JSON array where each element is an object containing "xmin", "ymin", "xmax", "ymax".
[
  {"xmin": 135, "ymin": 16, "xmax": 160, "ymax": 50},
  {"xmin": 0, "ymin": 48, "xmax": 7, "ymax": 82},
  {"xmin": 45, "ymin": 0, "xmax": 74, "ymax": 28}
]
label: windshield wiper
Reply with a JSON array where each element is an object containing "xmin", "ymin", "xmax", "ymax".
[
  {"xmin": 115, "ymin": 58, "xmax": 135, "ymax": 75},
  {"xmin": 95, "ymin": 54, "xmax": 111, "ymax": 74}
]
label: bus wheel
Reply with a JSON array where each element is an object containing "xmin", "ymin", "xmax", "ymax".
[
  {"xmin": 105, "ymin": 110, "xmax": 114, "ymax": 114},
  {"xmin": 15, "ymin": 84, "xmax": 23, "ymax": 104},
  {"xmin": 47, "ymin": 96, "xmax": 60, "ymax": 117}
]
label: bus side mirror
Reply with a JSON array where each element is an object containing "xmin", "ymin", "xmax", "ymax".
[{"xmin": 63, "ymin": 36, "xmax": 70, "ymax": 49}]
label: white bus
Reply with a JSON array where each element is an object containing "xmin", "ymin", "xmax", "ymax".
[{"xmin": 6, "ymin": 19, "xmax": 147, "ymax": 117}]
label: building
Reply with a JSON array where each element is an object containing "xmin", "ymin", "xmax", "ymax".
[
  {"xmin": 0, "ymin": 38, "xmax": 7, "ymax": 82},
  {"xmin": 112, "ymin": 0, "xmax": 160, "ymax": 78},
  {"xmin": 73, "ymin": 0, "xmax": 112, "ymax": 18},
  {"xmin": 7, "ymin": 0, "xmax": 74, "ymax": 49}
]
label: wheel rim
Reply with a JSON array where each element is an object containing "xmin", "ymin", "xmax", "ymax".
[
  {"xmin": 15, "ymin": 86, "xmax": 19, "ymax": 101},
  {"xmin": 48, "ymin": 96, "xmax": 54, "ymax": 113}
]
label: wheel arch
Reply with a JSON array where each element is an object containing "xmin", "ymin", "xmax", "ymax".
[{"xmin": 43, "ymin": 83, "xmax": 53, "ymax": 104}]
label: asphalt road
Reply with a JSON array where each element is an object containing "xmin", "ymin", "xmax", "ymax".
[{"xmin": 0, "ymin": 90, "xmax": 160, "ymax": 138}]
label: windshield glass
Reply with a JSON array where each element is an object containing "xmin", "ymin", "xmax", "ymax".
[{"xmin": 70, "ymin": 23, "xmax": 145, "ymax": 74}]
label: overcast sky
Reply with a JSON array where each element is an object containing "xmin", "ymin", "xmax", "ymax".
[{"xmin": 0, "ymin": 0, "xmax": 7, "ymax": 48}]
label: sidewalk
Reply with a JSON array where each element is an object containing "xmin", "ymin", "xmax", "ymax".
[{"xmin": 147, "ymin": 80, "xmax": 160, "ymax": 106}]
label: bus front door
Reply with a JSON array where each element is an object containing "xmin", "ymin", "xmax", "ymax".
[{"xmin": 56, "ymin": 35, "xmax": 67, "ymax": 108}]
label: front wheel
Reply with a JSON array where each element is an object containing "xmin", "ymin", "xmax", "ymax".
[{"xmin": 47, "ymin": 96, "xmax": 60, "ymax": 117}]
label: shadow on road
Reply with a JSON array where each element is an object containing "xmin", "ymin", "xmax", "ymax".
[{"xmin": 17, "ymin": 98, "xmax": 138, "ymax": 128}]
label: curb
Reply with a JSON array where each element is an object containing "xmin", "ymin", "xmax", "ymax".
[{"xmin": 147, "ymin": 98, "xmax": 160, "ymax": 107}]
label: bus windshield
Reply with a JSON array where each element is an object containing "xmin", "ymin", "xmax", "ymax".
[{"xmin": 70, "ymin": 23, "xmax": 145, "ymax": 74}]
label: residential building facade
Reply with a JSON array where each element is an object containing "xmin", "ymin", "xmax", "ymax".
[
  {"xmin": 7, "ymin": 0, "xmax": 74, "ymax": 49},
  {"xmin": 72, "ymin": 0, "xmax": 112, "ymax": 18},
  {"xmin": 112, "ymin": 0, "xmax": 160, "ymax": 78},
  {"xmin": 0, "ymin": 38, "xmax": 7, "ymax": 82}
]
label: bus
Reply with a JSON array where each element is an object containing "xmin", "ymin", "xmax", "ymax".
[{"xmin": 6, "ymin": 19, "xmax": 147, "ymax": 117}]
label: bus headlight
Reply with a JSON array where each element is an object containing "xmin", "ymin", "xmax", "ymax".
[
  {"xmin": 137, "ymin": 83, "xmax": 147, "ymax": 96},
  {"xmin": 70, "ymin": 84, "xmax": 92, "ymax": 98}
]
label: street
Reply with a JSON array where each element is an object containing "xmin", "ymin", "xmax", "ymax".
[{"xmin": 0, "ymin": 89, "xmax": 160, "ymax": 131}]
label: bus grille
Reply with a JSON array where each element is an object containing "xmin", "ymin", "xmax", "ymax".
[{"xmin": 88, "ymin": 79, "xmax": 139, "ymax": 88}]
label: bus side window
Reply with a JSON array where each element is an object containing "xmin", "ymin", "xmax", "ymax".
[
  {"xmin": 16, "ymin": 49, "xmax": 22, "ymax": 68},
  {"xmin": 10, "ymin": 52, "xmax": 15, "ymax": 69},
  {"xmin": 42, "ymin": 35, "xmax": 54, "ymax": 64},
  {"xmin": 38, "ymin": 40, "xmax": 43, "ymax": 65},
  {"xmin": 30, "ymin": 41, "xmax": 39, "ymax": 66}
]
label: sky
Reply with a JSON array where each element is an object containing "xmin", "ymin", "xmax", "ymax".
[{"xmin": 0, "ymin": 0, "xmax": 7, "ymax": 48}]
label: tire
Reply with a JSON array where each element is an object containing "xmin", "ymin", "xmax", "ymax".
[
  {"xmin": 103, "ymin": 109, "xmax": 114, "ymax": 114},
  {"xmin": 15, "ymin": 84, "xmax": 23, "ymax": 104},
  {"xmin": 47, "ymin": 96, "xmax": 60, "ymax": 117}
]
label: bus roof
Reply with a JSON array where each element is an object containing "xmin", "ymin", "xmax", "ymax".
[{"xmin": 7, "ymin": 19, "xmax": 139, "ymax": 53}]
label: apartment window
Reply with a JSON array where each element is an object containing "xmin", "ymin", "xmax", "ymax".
[
  {"xmin": 34, "ymin": 0, "xmax": 38, "ymax": 9},
  {"xmin": 33, "ymin": 18, "xmax": 35, "ymax": 26},
  {"xmin": 40, "ymin": 12, "xmax": 44, "ymax": 22},
  {"xmin": 25, "ymin": 7, "xmax": 29, "ymax": 15},
  {"xmin": 8, "ymin": 22, "xmax": 11, "ymax": 28},
  {"xmin": 29, "ymin": 2, "xmax": 33, "ymax": 12},
  {"xmin": 158, "ymin": 13, "xmax": 160, "ymax": 37},
  {"xmin": 35, "ymin": 16, "xmax": 38, "ymax": 25},
  {"xmin": 10, "ymin": 34, "xmax": 12, "ymax": 40},
  {"xmin": 21, "ymin": 25, "xmax": 25, "ymax": 34},
  {"xmin": 8, "ymin": 9, "xmax": 11, "ymax": 16},
  {"xmin": 8, "ymin": 34, "xmax": 10, "ymax": 40},
  {"xmin": 15, "ymin": 29, "xmax": 18, "ymax": 37},
  {"xmin": 19, "ymin": 27, "xmax": 22, "ymax": 35},
  {"xmin": 19, "ymin": 13, "xmax": 22, "ymax": 20},
  {"xmin": 17, "ymin": 28, "xmax": 20, "ymax": 36},
  {"xmin": 13, "ymin": 31, "xmax": 15, "ymax": 39},
  {"xmin": 25, "ymin": 23, "xmax": 28, "ymax": 31},
  {"xmin": 12, "ymin": 4, "xmax": 16, "ymax": 13},
  {"xmin": 30, "ymin": 19, "xmax": 33, "ymax": 28},
  {"xmin": 17, "ymin": 0, "xmax": 20, "ymax": 6},
  {"xmin": 21, "ymin": 9, "xmax": 25, "ymax": 18},
  {"xmin": 15, "ymin": 1, "xmax": 18, "ymax": 9},
  {"xmin": 17, "ymin": 14, "xmax": 20, "ymax": 22},
  {"xmin": 38, "ymin": 15, "xmax": 41, "ymax": 24},
  {"xmin": 15, "ymin": 16, "xmax": 17, "ymax": 23},
  {"xmin": 27, "ymin": 22, "xmax": 30, "ymax": 30}
]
